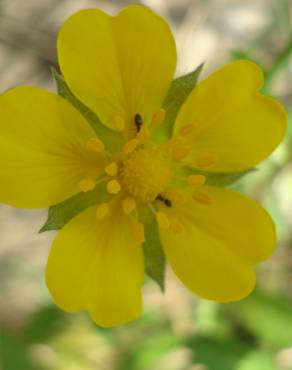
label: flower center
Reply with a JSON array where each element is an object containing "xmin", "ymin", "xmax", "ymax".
[{"xmin": 121, "ymin": 147, "xmax": 172, "ymax": 202}]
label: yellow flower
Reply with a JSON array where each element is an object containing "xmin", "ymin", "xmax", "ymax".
[{"xmin": 0, "ymin": 6, "xmax": 287, "ymax": 327}]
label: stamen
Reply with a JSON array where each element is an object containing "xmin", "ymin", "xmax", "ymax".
[
  {"xmin": 105, "ymin": 162, "xmax": 118, "ymax": 177},
  {"xmin": 114, "ymin": 115, "xmax": 125, "ymax": 132},
  {"xmin": 131, "ymin": 221, "xmax": 145, "ymax": 244},
  {"xmin": 155, "ymin": 211, "xmax": 170, "ymax": 229},
  {"xmin": 96, "ymin": 203, "xmax": 110, "ymax": 220},
  {"xmin": 85, "ymin": 137, "xmax": 105, "ymax": 153},
  {"xmin": 170, "ymin": 219, "xmax": 184, "ymax": 234},
  {"xmin": 192, "ymin": 191, "xmax": 213, "ymax": 205},
  {"xmin": 188, "ymin": 174, "xmax": 206, "ymax": 186},
  {"xmin": 122, "ymin": 197, "xmax": 136, "ymax": 214},
  {"xmin": 179, "ymin": 123, "xmax": 196, "ymax": 136},
  {"xmin": 169, "ymin": 137, "xmax": 181, "ymax": 147},
  {"xmin": 171, "ymin": 145, "xmax": 190, "ymax": 161},
  {"xmin": 195, "ymin": 155, "xmax": 218, "ymax": 168},
  {"xmin": 123, "ymin": 139, "xmax": 139, "ymax": 156},
  {"xmin": 79, "ymin": 178, "xmax": 96, "ymax": 192},
  {"xmin": 107, "ymin": 179, "xmax": 121, "ymax": 194},
  {"xmin": 152, "ymin": 108, "xmax": 166, "ymax": 126},
  {"xmin": 166, "ymin": 189, "xmax": 186, "ymax": 205}
]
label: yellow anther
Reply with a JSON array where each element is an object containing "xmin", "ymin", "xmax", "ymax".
[
  {"xmin": 169, "ymin": 137, "xmax": 181, "ymax": 147},
  {"xmin": 131, "ymin": 222, "xmax": 145, "ymax": 244},
  {"xmin": 136, "ymin": 127, "xmax": 150, "ymax": 144},
  {"xmin": 152, "ymin": 108, "xmax": 166, "ymax": 126},
  {"xmin": 114, "ymin": 115, "xmax": 125, "ymax": 132},
  {"xmin": 79, "ymin": 178, "xmax": 96, "ymax": 192},
  {"xmin": 156, "ymin": 211, "xmax": 170, "ymax": 229},
  {"xmin": 188, "ymin": 174, "xmax": 206, "ymax": 186},
  {"xmin": 192, "ymin": 191, "xmax": 213, "ymax": 205},
  {"xmin": 123, "ymin": 139, "xmax": 139, "ymax": 156},
  {"xmin": 105, "ymin": 162, "xmax": 118, "ymax": 177},
  {"xmin": 96, "ymin": 203, "xmax": 110, "ymax": 220},
  {"xmin": 170, "ymin": 219, "xmax": 184, "ymax": 234},
  {"xmin": 122, "ymin": 197, "xmax": 136, "ymax": 214},
  {"xmin": 179, "ymin": 123, "xmax": 196, "ymax": 136},
  {"xmin": 107, "ymin": 179, "xmax": 121, "ymax": 194},
  {"xmin": 171, "ymin": 145, "xmax": 190, "ymax": 161},
  {"xmin": 195, "ymin": 155, "xmax": 218, "ymax": 168},
  {"xmin": 85, "ymin": 137, "xmax": 105, "ymax": 153},
  {"xmin": 166, "ymin": 189, "xmax": 186, "ymax": 204}
]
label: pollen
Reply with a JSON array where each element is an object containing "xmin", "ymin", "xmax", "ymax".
[
  {"xmin": 192, "ymin": 191, "xmax": 213, "ymax": 205},
  {"xmin": 155, "ymin": 211, "xmax": 170, "ymax": 229},
  {"xmin": 79, "ymin": 178, "xmax": 96, "ymax": 192},
  {"xmin": 121, "ymin": 147, "xmax": 172, "ymax": 202},
  {"xmin": 188, "ymin": 174, "xmax": 206, "ymax": 186},
  {"xmin": 122, "ymin": 197, "xmax": 136, "ymax": 214},
  {"xmin": 105, "ymin": 162, "xmax": 118, "ymax": 177},
  {"xmin": 152, "ymin": 108, "xmax": 166, "ymax": 126},
  {"xmin": 195, "ymin": 155, "xmax": 218, "ymax": 168},
  {"xmin": 107, "ymin": 179, "xmax": 121, "ymax": 194},
  {"xmin": 85, "ymin": 137, "xmax": 105, "ymax": 153},
  {"xmin": 96, "ymin": 203, "xmax": 110, "ymax": 220},
  {"xmin": 171, "ymin": 145, "xmax": 190, "ymax": 161},
  {"xmin": 179, "ymin": 123, "xmax": 196, "ymax": 136}
]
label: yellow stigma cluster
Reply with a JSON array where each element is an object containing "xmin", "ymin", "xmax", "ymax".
[{"xmin": 121, "ymin": 147, "xmax": 172, "ymax": 202}]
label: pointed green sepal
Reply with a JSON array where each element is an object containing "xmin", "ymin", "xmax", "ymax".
[
  {"xmin": 39, "ymin": 183, "xmax": 111, "ymax": 233},
  {"xmin": 51, "ymin": 67, "xmax": 124, "ymax": 153},
  {"xmin": 154, "ymin": 64, "xmax": 204, "ymax": 142},
  {"xmin": 139, "ymin": 205, "xmax": 166, "ymax": 292}
]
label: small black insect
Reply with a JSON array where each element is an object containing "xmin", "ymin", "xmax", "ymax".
[
  {"xmin": 134, "ymin": 113, "xmax": 143, "ymax": 132},
  {"xmin": 156, "ymin": 194, "xmax": 172, "ymax": 207}
]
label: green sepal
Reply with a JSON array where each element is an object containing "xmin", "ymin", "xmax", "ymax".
[
  {"xmin": 139, "ymin": 204, "xmax": 166, "ymax": 292},
  {"xmin": 51, "ymin": 67, "xmax": 124, "ymax": 153},
  {"xmin": 181, "ymin": 166, "xmax": 255, "ymax": 187},
  {"xmin": 39, "ymin": 183, "xmax": 111, "ymax": 233},
  {"xmin": 154, "ymin": 64, "xmax": 204, "ymax": 142}
]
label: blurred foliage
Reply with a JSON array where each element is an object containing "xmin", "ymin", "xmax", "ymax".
[{"xmin": 3, "ymin": 291, "xmax": 292, "ymax": 369}]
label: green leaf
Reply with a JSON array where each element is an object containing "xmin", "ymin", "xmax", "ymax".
[
  {"xmin": 0, "ymin": 330, "xmax": 38, "ymax": 370},
  {"xmin": 181, "ymin": 166, "xmax": 255, "ymax": 187},
  {"xmin": 229, "ymin": 292, "xmax": 292, "ymax": 348},
  {"xmin": 139, "ymin": 205, "xmax": 166, "ymax": 291},
  {"xmin": 154, "ymin": 64, "xmax": 204, "ymax": 142},
  {"xmin": 129, "ymin": 333, "xmax": 182, "ymax": 370},
  {"xmin": 39, "ymin": 183, "xmax": 111, "ymax": 232},
  {"xmin": 185, "ymin": 335, "xmax": 249, "ymax": 370},
  {"xmin": 236, "ymin": 351, "xmax": 278, "ymax": 370},
  {"xmin": 51, "ymin": 67, "xmax": 123, "ymax": 153},
  {"xmin": 23, "ymin": 305, "xmax": 66, "ymax": 342}
]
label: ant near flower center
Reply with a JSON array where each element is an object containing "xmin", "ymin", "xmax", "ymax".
[
  {"xmin": 134, "ymin": 113, "xmax": 143, "ymax": 132},
  {"xmin": 156, "ymin": 194, "xmax": 172, "ymax": 207}
]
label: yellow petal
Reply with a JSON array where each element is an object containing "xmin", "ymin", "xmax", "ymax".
[
  {"xmin": 46, "ymin": 204, "xmax": 144, "ymax": 328},
  {"xmin": 160, "ymin": 186, "xmax": 276, "ymax": 301},
  {"xmin": 0, "ymin": 86, "xmax": 103, "ymax": 208},
  {"xmin": 174, "ymin": 60, "xmax": 287, "ymax": 172},
  {"xmin": 58, "ymin": 6, "xmax": 176, "ymax": 132}
]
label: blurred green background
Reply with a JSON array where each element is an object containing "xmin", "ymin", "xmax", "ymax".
[{"xmin": 1, "ymin": 0, "xmax": 292, "ymax": 369}]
